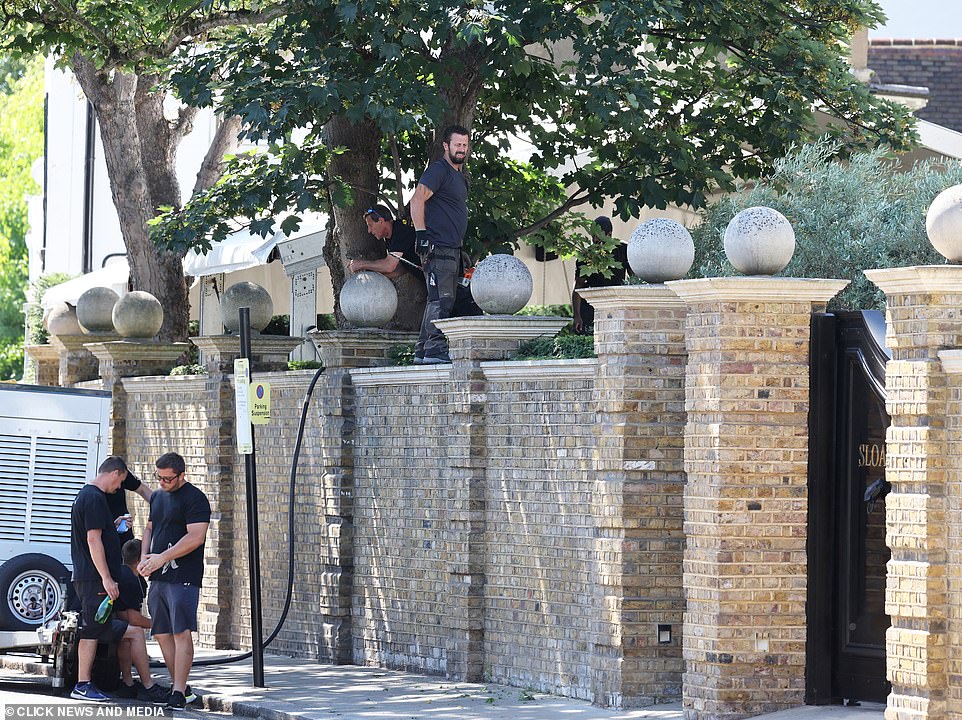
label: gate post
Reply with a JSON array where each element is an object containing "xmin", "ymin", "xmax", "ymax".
[
  {"xmin": 865, "ymin": 266, "xmax": 962, "ymax": 720},
  {"xmin": 667, "ymin": 276, "xmax": 847, "ymax": 720}
]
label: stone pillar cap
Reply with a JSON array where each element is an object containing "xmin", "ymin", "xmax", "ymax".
[
  {"xmin": 865, "ymin": 265, "xmax": 962, "ymax": 295},
  {"xmin": 667, "ymin": 276, "xmax": 848, "ymax": 304},
  {"xmin": 434, "ymin": 315, "xmax": 569, "ymax": 342},
  {"xmin": 577, "ymin": 284, "xmax": 684, "ymax": 309}
]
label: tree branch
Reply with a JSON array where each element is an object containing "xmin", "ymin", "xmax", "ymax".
[{"xmin": 192, "ymin": 114, "xmax": 242, "ymax": 196}]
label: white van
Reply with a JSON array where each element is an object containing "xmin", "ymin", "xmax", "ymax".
[{"xmin": 0, "ymin": 384, "xmax": 111, "ymax": 630}]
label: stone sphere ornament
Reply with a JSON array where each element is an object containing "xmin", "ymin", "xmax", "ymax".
[
  {"xmin": 470, "ymin": 254, "xmax": 533, "ymax": 314},
  {"xmin": 340, "ymin": 271, "xmax": 398, "ymax": 328},
  {"xmin": 723, "ymin": 206, "xmax": 796, "ymax": 275},
  {"xmin": 628, "ymin": 218, "xmax": 695, "ymax": 282},
  {"xmin": 46, "ymin": 303, "xmax": 83, "ymax": 336},
  {"xmin": 221, "ymin": 282, "xmax": 274, "ymax": 333},
  {"xmin": 926, "ymin": 184, "xmax": 962, "ymax": 262},
  {"xmin": 76, "ymin": 287, "xmax": 119, "ymax": 334},
  {"xmin": 112, "ymin": 291, "xmax": 163, "ymax": 338}
]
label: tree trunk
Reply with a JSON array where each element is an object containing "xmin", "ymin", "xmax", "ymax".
[
  {"xmin": 324, "ymin": 114, "xmax": 424, "ymax": 331},
  {"xmin": 72, "ymin": 56, "xmax": 191, "ymax": 342}
]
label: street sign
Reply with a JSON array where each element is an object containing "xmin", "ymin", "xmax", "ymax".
[
  {"xmin": 234, "ymin": 358, "xmax": 253, "ymax": 454},
  {"xmin": 249, "ymin": 382, "xmax": 270, "ymax": 425}
]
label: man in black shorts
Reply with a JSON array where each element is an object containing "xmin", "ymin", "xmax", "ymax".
[
  {"xmin": 139, "ymin": 452, "xmax": 211, "ymax": 710},
  {"xmin": 69, "ymin": 456, "xmax": 138, "ymax": 702}
]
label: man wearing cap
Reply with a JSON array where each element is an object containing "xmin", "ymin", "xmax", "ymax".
[{"xmin": 410, "ymin": 124, "xmax": 470, "ymax": 364}]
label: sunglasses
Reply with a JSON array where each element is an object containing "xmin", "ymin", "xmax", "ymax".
[{"xmin": 363, "ymin": 208, "xmax": 382, "ymax": 221}]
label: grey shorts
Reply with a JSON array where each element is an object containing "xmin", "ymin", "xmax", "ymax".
[
  {"xmin": 147, "ymin": 581, "xmax": 199, "ymax": 635},
  {"xmin": 74, "ymin": 579, "xmax": 128, "ymax": 642}
]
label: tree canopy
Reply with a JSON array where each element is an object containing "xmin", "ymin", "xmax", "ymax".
[
  {"xmin": 0, "ymin": 0, "xmax": 294, "ymax": 340},
  {"xmin": 0, "ymin": 56, "xmax": 43, "ymax": 379},
  {"xmin": 154, "ymin": 0, "xmax": 915, "ymax": 285}
]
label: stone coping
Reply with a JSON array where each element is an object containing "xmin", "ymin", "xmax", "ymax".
[
  {"xmin": 667, "ymin": 276, "xmax": 849, "ymax": 304},
  {"xmin": 577, "ymin": 284, "xmax": 684, "ymax": 309},
  {"xmin": 23, "ymin": 344, "xmax": 58, "ymax": 361},
  {"xmin": 350, "ymin": 365, "xmax": 453, "ymax": 386},
  {"xmin": 939, "ymin": 349, "xmax": 962, "ymax": 374},
  {"xmin": 122, "ymin": 374, "xmax": 208, "ymax": 393},
  {"xmin": 49, "ymin": 332, "xmax": 118, "ymax": 351},
  {"xmin": 192, "ymin": 334, "xmax": 305, "ymax": 354},
  {"xmin": 350, "ymin": 358, "xmax": 596, "ymax": 386},
  {"xmin": 481, "ymin": 358, "xmax": 597, "ymax": 381},
  {"xmin": 433, "ymin": 315, "xmax": 569, "ymax": 341},
  {"xmin": 85, "ymin": 340, "xmax": 190, "ymax": 363},
  {"xmin": 308, "ymin": 329, "xmax": 418, "ymax": 349},
  {"xmin": 865, "ymin": 265, "xmax": 962, "ymax": 295}
]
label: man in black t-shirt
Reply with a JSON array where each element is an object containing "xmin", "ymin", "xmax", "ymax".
[
  {"xmin": 349, "ymin": 204, "xmax": 424, "ymax": 284},
  {"xmin": 69, "ymin": 456, "xmax": 132, "ymax": 702},
  {"xmin": 106, "ymin": 471, "xmax": 153, "ymax": 545},
  {"xmin": 139, "ymin": 452, "xmax": 211, "ymax": 710},
  {"xmin": 410, "ymin": 124, "xmax": 471, "ymax": 364}
]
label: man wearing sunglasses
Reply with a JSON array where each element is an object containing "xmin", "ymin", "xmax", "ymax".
[
  {"xmin": 410, "ymin": 124, "xmax": 470, "ymax": 364},
  {"xmin": 138, "ymin": 452, "xmax": 211, "ymax": 710}
]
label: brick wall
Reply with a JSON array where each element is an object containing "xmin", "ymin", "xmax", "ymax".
[{"xmin": 868, "ymin": 40, "xmax": 962, "ymax": 133}]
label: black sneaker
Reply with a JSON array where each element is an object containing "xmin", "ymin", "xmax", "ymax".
[
  {"xmin": 141, "ymin": 683, "xmax": 170, "ymax": 705},
  {"xmin": 166, "ymin": 690, "xmax": 186, "ymax": 710},
  {"xmin": 184, "ymin": 685, "xmax": 197, "ymax": 704},
  {"xmin": 114, "ymin": 682, "xmax": 141, "ymax": 699}
]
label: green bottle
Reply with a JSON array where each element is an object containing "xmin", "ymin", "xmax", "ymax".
[{"xmin": 94, "ymin": 595, "xmax": 113, "ymax": 624}]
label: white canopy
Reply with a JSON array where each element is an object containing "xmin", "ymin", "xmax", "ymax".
[
  {"xmin": 40, "ymin": 259, "xmax": 129, "ymax": 310},
  {"xmin": 182, "ymin": 229, "xmax": 281, "ymax": 277}
]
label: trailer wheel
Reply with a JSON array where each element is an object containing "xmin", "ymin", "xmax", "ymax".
[{"xmin": 0, "ymin": 554, "xmax": 68, "ymax": 630}]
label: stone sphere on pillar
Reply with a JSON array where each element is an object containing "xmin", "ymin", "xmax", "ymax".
[
  {"xmin": 340, "ymin": 271, "xmax": 398, "ymax": 328},
  {"xmin": 723, "ymin": 206, "xmax": 796, "ymax": 275},
  {"xmin": 112, "ymin": 291, "xmax": 164, "ymax": 338},
  {"xmin": 221, "ymin": 282, "xmax": 274, "ymax": 333},
  {"xmin": 628, "ymin": 218, "xmax": 695, "ymax": 282},
  {"xmin": 926, "ymin": 184, "xmax": 962, "ymax": 262},
  {"xmin": 46, "ymin": 303, "xmax": 83, "ymax": 336},
  {"xmin": 470, "ymin": 254, "xmax": 533, "ymax": 314},
  {"xmin": 76, "ymin": 287, "xmax": 119, "ymax": 334}
]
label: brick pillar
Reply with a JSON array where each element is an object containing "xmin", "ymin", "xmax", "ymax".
[
  {"xmin": 865, "ymin": 266, "xmax": 962, "ymax": 720},
  {"xmin": 307, "ymin": 330, "xmax": 419, "ymax": 661},
  {"xmin": 86, "ymin": 340, "xmax": 191, "ymax": 458},
  {"xmin": 667, "ymin": 276, "xmax": 848, "ymax": 720},
  {"xmin": 577, "ymin": 286, "xmax": 688, "ymax": 707},
  {"xmin": 49, "ymin": 332, "xmax": 116, "ymax": 386},
  {"xmin": 23, "ymin": 344, "xmax": 60, "ymax": 386},
  {"xmin": 435, "ymin": 316, "xmax": 568, "ymax": 680}
]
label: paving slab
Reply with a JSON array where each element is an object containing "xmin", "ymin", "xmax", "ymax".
[{"xmin": 0, "ymin": 648, "xmax": 885, "ymax": 720}]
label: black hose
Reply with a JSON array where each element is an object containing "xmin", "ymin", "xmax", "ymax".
[{"xmin": 158, "ymin": 365, "xmax": 326, "ymax": 668}]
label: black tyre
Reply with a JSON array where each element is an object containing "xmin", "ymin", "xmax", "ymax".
[{"xmin": 0, "ymin": 553, "xmax": 69, "ymax": 630}]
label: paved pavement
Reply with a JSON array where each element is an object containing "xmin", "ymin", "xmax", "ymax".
[{"xmin": 0, "ymin": 647, "xmax": 886, "ymax": 720}]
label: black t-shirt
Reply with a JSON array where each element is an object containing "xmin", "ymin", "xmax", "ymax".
[
  {"xmin": 387, "ymin": 220, "xmax": 424, "ymax": 283},
  {"xmin": 419, "ymin": 159, "xmax": 468, "ymax": 249},
  {"xmin": 70, "ymin": 485, "xmax": 123, "ymax": 583},
  {"xmin": 575, "ymin": 243, "xmax": 630, "ymax": 290},
  {"xmin": 147, "ymin": 482, "xmax": 211, "ymax": 586},
  {"xmin": 115, "ymin": 564, "xmax": 145, "ymax": 613},
  {"xmin": 106, "ymin": 473, "xmax": 142, "ymax": 545}
]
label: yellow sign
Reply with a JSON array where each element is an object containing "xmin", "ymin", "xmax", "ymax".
[{"xmin": 249, "ymin": 382, "xmax": 271, "ymax": 425}]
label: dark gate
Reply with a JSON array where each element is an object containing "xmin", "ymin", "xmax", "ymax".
[{"xmin": 806, "ymin": 311, "xmax": 891, "ymax": 705}]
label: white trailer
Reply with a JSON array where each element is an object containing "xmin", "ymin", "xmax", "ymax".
[{"xmin": 0, "ymin": 384, "xmax": 111, "ymax": 633}]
